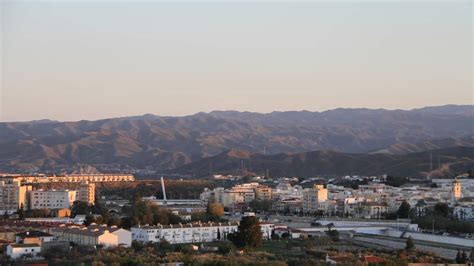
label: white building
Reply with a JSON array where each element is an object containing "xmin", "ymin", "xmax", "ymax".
[
  {"xmin": 132, "ymin": 222, "xmax": 239, "ymax": 244},
  {"xmin": 6, "ymin": 243, "xmax": 41, "ymax": 260},
  {"xmin": 132, "ymin": 221, "xmax": 274, "ymax": 244},
  {"xmin": 88, "ymin": 224, "xmax": 132, "ymax": 247},
  {"xmin": 29, "ymin": 189, "xmax": 76, "ymax": 210},
  {"xmin": 453, "ymin": 205, "xmax": 474, "ymax": 221}
]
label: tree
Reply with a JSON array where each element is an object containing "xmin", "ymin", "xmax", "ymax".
[
  {"xmin": 131, "ymin": 240, "xmax": 144, "ymax": 252},
  {"xmin": 72, "ymin": 201, "xmax": 90, "ymax": 216},
  {"xmin": 405, "ymin": 236, "xmax": 415, "ymax": 250},
  {"xmin": 207, "ymin": 203, "xmax": 224, "ymax": 219},
  {"xmin": 327, "ymin": 229, "xmax": 339, "ymax": 242},
  {"xmin": 397, "ymin": 201, "xmax": 411, "ymax": 219},
  {"xmin": 386, "ymin": 176, "xmax": 409, "ymax": 187},
  {"xmin": 229, "ymin": 216, "xmax": 262, "ymax": 248},
  {"xmin": 249, "ymin": 199, "xmax": 272, "ymax": 212},
  {"xmin": 84, "ymin": 214, "xmax": 95, "ymax": 226},
  {"xmin": 434, "ymin": 203, "xmax": 449, "ymax": 217},
  {"xmin": 460, "ymin": 250, "xmax": 467, "ymax": 263},
  {"xmin": 158, "ymin": 239, "xmax": 172, "ymax": 252},
  {"xmin": 455, "ymin": 250, "xmax": 462, "ymax": 264},
  {"xmin": 470, "ymin": 247, "xmax": 474, "ymax": 262}
]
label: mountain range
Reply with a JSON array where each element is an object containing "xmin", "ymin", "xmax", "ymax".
[
  {"xmin": 0, "ymin": 104, "xmax": 472, "ymax": 177},
  {"xmin": 173, "ymin": 147, "xmax": 474, "ymax": 178}
]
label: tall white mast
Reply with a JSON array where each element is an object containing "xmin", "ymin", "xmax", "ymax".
[{"xmin": 161, "ymin": 176, "xmax": 167, "ymax": 205}]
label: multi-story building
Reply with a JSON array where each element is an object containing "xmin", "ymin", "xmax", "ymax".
[
  {"xmin": 77, "ymin": 182, "xmax": 95, "ymax": 205},
  {"xmin": 7, "ymin": 174, "xmax": 135, "ymax": 184},
  {"xmin": 0, "ymin": 179, "xmax": 32, "ymax": 214},
  {"xmin": 132, "ymin": 222, "xmax": 239, "ymax": 244},
  {"xmin": 255, "ymin": 185, "xmax": 273, "ymax": 200},
  {"xmin": 202, "ymin": 183, "xmax": 268, "ymax": 208},
  {"xmin": 452, "ymin": 178, "xmax": 462, "ymax": 200},
  {"xmin": 345, "ymin": 201, "xmax": 388, "ymax": 219},
  {"xmin": 302, "ymin": 185, "xmax": 328, "ymax": 214},
  {"xmin": 131, "ymin": 221, "xmax": 273, "ymax": 244},
  {"xmin": 29, "ymin": 190, "xmax": 76, "ymax": 210}
]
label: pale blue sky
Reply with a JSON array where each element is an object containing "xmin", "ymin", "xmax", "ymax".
[{"xmin": 1, "ymin": 0, "xmax": 472, "ymax": 121}]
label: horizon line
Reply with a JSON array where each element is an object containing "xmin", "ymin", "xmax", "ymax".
[{"xmin": 1, "ymin": 103, "xmax": 472, "ymax": 123}]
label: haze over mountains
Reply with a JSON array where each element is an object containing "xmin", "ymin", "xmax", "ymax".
[{"xmin": 0, "ymin": 105, "xmax": 473, "ymax": 177}]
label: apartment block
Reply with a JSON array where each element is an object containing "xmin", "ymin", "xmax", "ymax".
[
  {"xmin": 0, "ymin": 179, "xmax": 32, "ymax": 214},
  {"xmin": 29, "ymin": 190, "xmax": 76, "ymax": 210}
]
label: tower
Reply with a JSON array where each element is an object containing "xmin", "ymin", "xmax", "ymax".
[
  {"xmin": 160, "ymin": 177, "xmax": 167, "ymax": 205},
  {"xmin": 452, "ymin": 178, "xmax": 462, "ymax": 200}
]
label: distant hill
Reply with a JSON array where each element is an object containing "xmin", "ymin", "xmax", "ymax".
[
  {"xmin": 173, "ymin": 147, "xmax": 474, "ymax": 178},
  {"xmin": 370, "ymin": 136, "xmax": 474, "ymax": 154},
  {"xmin": 0, "ymin": 105, "xmax": 472, "ymax": 173}
]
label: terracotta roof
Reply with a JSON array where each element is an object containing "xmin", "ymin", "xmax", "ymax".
[
  {"xmin": 328, "ymin": 256, "xmax": 355, "ymax": 263},
  {"xmin": 10, "ymin": 243, "xmax": 40, "ymax": 248},
  {"xmin": 360, "ymin": 255, "xmax": 385, "ymax": 263},
  {"xmin": 136, "ymin": 222, "xmax": 239, "ymax": 230}
]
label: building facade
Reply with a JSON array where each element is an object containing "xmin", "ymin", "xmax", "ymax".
[
  {"xmin": 77, "ymin": 182, "xmax": 95, "ymax": 205},
  {"xmin": 302, "ymin": 185, "xmax": 328, "ymax": 214},
  {"xmin": 29, "ymin": 190, "xmax": 76, "ymax": 210},
  {"xmin": 132, "ymin": 222, "xmax": 239, "ymax": 244},
  {"xmin": 0, "ymin": 179, "xmax": 32, "ymax": 214}
]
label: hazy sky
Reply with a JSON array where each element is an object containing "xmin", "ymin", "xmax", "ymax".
[{"xmin": 1, "ymin": 0, "xmax": 472, "ymax": 122}]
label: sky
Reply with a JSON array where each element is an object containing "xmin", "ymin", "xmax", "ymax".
[{"xmin": 0, "ymin": 0, "xmax": 472, "ymax": 122}]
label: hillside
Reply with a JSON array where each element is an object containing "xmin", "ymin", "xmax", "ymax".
[
  {"xmin": 0, "ymin": 105, "xmax": 472, "ymax": 172},
  {"xmin": 173, "ymin": 147, "xmax": 474, "ymax": 178},
  {"xmin": 370, "ymin": 136, "xmax": 474, "ymax": 154}
]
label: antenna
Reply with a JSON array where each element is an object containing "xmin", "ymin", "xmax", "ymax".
[
  {"xmin": 430, "ymin": 153, "xmax": 433, "ymax": 172},
  {"xmin": 210, "ymin": 162, "xmax": 213, "ymax": 177}
]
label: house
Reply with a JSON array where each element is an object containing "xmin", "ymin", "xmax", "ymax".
[
  {"xmin": 87, "ymin": 224, "xmax": 132, "ymax": 247},
  {"xmin": 6, "ymin": 243, "xmax": 41, "ymax": 260},
  {"xmin": 15, "ymin": 231, "xmax": 55, "ymax": 245},
  {"xmin": 274, "ymin": 227, "xmax": 304, "ymax": 239},
  {"xmin": 51, "ymin": 226, "xmax": 119, "ymax": 247}
]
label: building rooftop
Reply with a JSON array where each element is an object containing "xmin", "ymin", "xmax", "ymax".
[
  {"xmin": 16, "ymin": 231, "xmax": 53, "ymax": 238},
  {"xmin": 10, "ymin": 243, "xmax": 40, "ymax": 248}
]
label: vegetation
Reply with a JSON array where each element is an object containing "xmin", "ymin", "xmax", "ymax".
[
  {"xmin": 415, "ymin": 215, "xmax": 474, "ymax": 234},
  {"xmin": 98, "ymin": 180, "xmax": 216, "ymax": 201},
  {"xmin": 249, "ymin": 199, "xmax": 272, "ymax": 212},
  {"xmin": 385, "ymin": 175, "xmax": 409, "ymax": 187},
  {"xmin": 120, "ymin": 196, "xmax": 182, "ymax": 228},
  {"xmin": 207, "ymin": 203, "xmax": 224, "ymax": 219},
  {"xmin": 405, "ymin": 236, "xmax": 415, "ymax": 250},
  {"xmin": 228, "ymin": 216, "xmax": 262, "ymax": 249},
  {"xmin": 397, "ymin": 201, "xmax": 411, "ymax": 219},
  {"xmin": 433, "ymin": 202, "xmax": 449, "ymax": 217}
]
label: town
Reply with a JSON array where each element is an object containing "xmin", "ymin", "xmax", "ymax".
[{"xmin": 0, "ymin": 172, "xmax": 472, "ymax": 265}]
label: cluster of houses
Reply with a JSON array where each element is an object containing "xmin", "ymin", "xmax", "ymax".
[
  {"xmin": 0, "ymin": 215, "xmax": 276, "ymax": 261},
  {"xmin": 0, "ymin": 220, "xmax": 132, "ymax": 260},
  {"xmin": 200, "ymin": 177, "xmax": 474, "ymax": 220}
]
